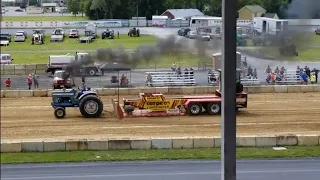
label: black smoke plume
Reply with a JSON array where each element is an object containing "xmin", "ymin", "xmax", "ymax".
[{"xmin": 62, "ymin": 35, "xmax": 213, "ymax": 80}]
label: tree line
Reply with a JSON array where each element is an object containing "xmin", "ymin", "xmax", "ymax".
[{"xmin": 64, "ymin": 0, "xmax": 319, "ymax": 20}]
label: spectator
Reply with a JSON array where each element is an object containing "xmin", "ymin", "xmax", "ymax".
[
  {"xmin": 311, "ymin": 68, "xmax": 319, "ymax": 83},
  {"xmin": 184, "ymin": 68, "xmax": 189, "ymax": 78},
  {"xmin": 147, "ymin": 73, "xmax": 152, "ymax": 83},
  {"xmin": 5, "ymin": 78, "xmax": 11, "ymax": 89},
  {"xmin": 311, "ymin": 72, "xmax": 316, "ymax": 84},
  {"xmin": 300, "ymin": 72, "xmax": 308, "ymax": 84},
  {"xmin": 32, "ymin": 73, "xmax": 39, "ymax": 89},
  {"xmin": 176, "ymin": 67, "xmax": 181, "ymax": 76},
  {"xmin": 253, "ymin": 69, "xmax": 257, "ymax": 79},
  {"xmin": 26, "ymin": 75, "xmax": 33, "ymax": 90},
  {"xmin": 189, "ymin": 67, "xmax": 194, "ymax": 78},
  {"xmin": 265, "ymin": 66, "xmax": 271, "ymax": 74},
  {"xmin": 305, "ymin": 67, "xmax": 311, "ymax": 78},
  {"xmin": 270, "ymin": 73, "xmax": 276, "ymax": 84},
  {"xmin": 266, "ymin": 73, "xmax": 271, "ymax": 83},
  {"xmin": 242, "ymin": 59, "xmax": 247, "ymax": 67},
  {"xmin": 247, "ymin": 66, "xmax": 253, "ymax": 76},
  {"xmin": 280, "ymin": 66, "xmax": 285, "ymax": 75},
  {"xmin": 274, "ymin": 67, "xmax": 279, "ymax": 74},
  {"xmin": 171, "ymin": 62, "xmax": 176, "ymax": 71}
]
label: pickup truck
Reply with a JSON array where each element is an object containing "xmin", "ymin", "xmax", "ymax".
[
  {"xmin": 0, "ymin": 35, "xmax": 10, "ymax": 46},
  {"xmin": 52, "ymin": 70, "xmax": 73, "ymax": 89},
  {"xmin": 0, "ymin": 33, "xmax": 11, "ymax": 42}
]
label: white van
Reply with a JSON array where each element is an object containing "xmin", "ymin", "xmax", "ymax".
[{"xmin": 0, "ymin": 54, "xmax": 13, "ymax": 64}]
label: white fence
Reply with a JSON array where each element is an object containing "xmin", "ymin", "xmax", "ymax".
[
  {"xmin": 1, "ymin": 19, "xmax": 320, "ymax": 28},
  {"xmin": 146, "ymin": 71, "xmax": 196, "ymax": 87}
]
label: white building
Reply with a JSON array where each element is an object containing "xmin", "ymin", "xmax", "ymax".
[{"xmin": 190, "ymin": 16, "xmax": 252, "ymax": 27}]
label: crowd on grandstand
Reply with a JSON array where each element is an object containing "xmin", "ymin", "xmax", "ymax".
[{"xmin": 265, "ymin": 65, "xmax": 319, "ymax": 84}]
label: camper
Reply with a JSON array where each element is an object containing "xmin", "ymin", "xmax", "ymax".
[
  {"xmin": 152, "ymin": 16, "xmax": 168, "ymax": 27},
  {"xmin": 252, "ymin": 17, "xmax": 288, "ymax": 35}
]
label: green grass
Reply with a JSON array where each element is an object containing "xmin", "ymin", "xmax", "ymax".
[
  {"xmin": 1, "ymin": 147, "xmax": 320, "ymax": 164},
  {"xmin": 2, "ymin": 35, "xmax": 157, "ymax": 51},
  {"xmin": 7, "ymin": 51, "xmax": 209, "ymax": 68},
  {"xmin": 243, "ymin": 47, "xmax": 320, "ymax": 61},
  {"xmin": 2, "ymin": 16, "xmax": 89, "ymax": 22}
]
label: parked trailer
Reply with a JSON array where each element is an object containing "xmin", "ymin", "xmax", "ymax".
[{"xmin": 252, "ymin": 17, "xmax": 289, "ymax": 36}]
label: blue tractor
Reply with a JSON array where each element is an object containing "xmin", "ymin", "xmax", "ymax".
[{"xmin": 51, "ymin": 88, "xmax": 103, "ymax": 119}]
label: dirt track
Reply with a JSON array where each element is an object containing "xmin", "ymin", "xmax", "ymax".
[{"xmin": 1, "ymin": 93, "xmax": 320, "ymax": 140}]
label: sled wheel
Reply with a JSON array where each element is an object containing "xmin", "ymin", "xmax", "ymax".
[
  {"xmin": 207, "ymin": 103, "xmax": 221, "ymax": 115},
  {"xmin": 187, "ymin": 103, "xmax": 202, "ymax": 116},
  {"xmin": 54, "ymin": 107, "xmax": 66, "ymax": 119},
  {"xmin": 79, "ymin": 95, "xmax": 103, "ymax": 118}
]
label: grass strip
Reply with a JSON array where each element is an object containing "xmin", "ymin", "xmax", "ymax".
[
  {"xmin": 1, "ymin": 35, "xmax": 157, "ymax": 51},
  {"xmin": 1, "ymin": 146, "xmax": 320, "ymax": 164},
  {"xmin": 5, "ymin": 52, "xmax": 209, "ymax": 68}
]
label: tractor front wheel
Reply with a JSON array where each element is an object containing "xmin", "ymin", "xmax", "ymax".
[
  {"xmin": 79, "ymin": 95, "xmax": 103, "ymax": 118},
  {"xmin": 54, "ymin": 107, "xmax": 66, "ymax": 119}
]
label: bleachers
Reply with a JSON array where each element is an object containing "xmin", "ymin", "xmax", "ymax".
[
  {"xmin": 268, "ymin": 70, "xmax": 301, "ymax": 85},
  {"xmin": 207, "ymin": 71, "xmax": 261, "ymax": 86},
  {"xmin": 146, "ymin": 71, "xmax": 196, "ymax": 87}
]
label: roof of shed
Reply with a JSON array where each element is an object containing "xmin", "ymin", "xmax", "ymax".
[
  {"xmin": 162, "ymin": 9, "xmax": 204, "ymax": 18},
  {"xmin": 261, "ymin": 13, "xmax": 277, "ymax": 18},
  {"xmin": 239, "ymin": 5, "xmax": 266, "ymax": 13}
]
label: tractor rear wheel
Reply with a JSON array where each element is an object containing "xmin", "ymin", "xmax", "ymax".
[
  {"xmin": 207, "ymin": 103, "xmax": 221, "ymax": 115},
  {"xmin": 54, "ymin": 107, "xmax": 66, "ymax": 119},
  {"xmin": 187, "ymin": 103, "xmax": 202, "ymax": 116},
  {"xmin": 79, "ymin": 95, "xmax": 103, "ymax": 118}
]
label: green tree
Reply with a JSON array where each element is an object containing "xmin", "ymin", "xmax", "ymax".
[
  {"xmin": 67, "ymin": 0, "xmax": 81, "ymax": 16},
  {"xmin": 79, "ymin": 0, "xmax": 87, "ymax": 17}
]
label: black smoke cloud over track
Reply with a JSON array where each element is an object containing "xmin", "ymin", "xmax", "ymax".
[{"xmin": 61, "ymin": 35, "xmax": 215, "ymax": 80}]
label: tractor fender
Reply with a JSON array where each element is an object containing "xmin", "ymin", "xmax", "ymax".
[{"xmin": 79, "ymin": 92, "xmax": 98, "ymax": 100}]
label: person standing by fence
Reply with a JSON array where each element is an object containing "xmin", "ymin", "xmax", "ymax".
[
  {"xmin": 26, "ymin": 75, "xmax": 33, "ymax": 90},
  {"xmin": 32, "ymin": 73, "xmax": 39, "ymax": 89},
  {"xmin": 5, "ymin": 78, "xmax": 11, "ymax": 89}
]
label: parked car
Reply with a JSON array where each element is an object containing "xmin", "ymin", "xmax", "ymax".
[
  {"xmin": 197, "ymin": 32, "xmax": 211, "ymax": 41},
  {"xmin": 0, "ymin": 33, "xmax": 11, "ymax": 42},
  {"xmin": 69, "ymin": 29, "xmax": 79, "ymax": 38},
  {"xmin": 315, "ymin": 28, "xmax": 320, "ymax": 35},
  {"xmin": 14, "ymin": 32, "xmax": 26, "ymax": 42},
  {"xmin": 0, "ymin": 54, "xmax": 13, "ymax": 64},
  {"xmin": 0, "ymin": 35, "xmax": 10, "ymax": 46},
  {"xmin": 16, "ymin": 30, "xmax": 27, "ymax": 38},
  {"xmin": 178, "ymin": 28, "xmax": 191, "ymax": 36},
  {"xmin": 52, "ymin": 70, "xmax": 73, "ymax": 89},
  {"xmin": 187, "ymin": 31, "xmax": 197, "ymax": 39},
  {"xmin": 178, "ymin": 28, "xmax": 185, "ymax": 36}
]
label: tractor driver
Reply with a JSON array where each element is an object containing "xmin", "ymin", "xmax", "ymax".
[{"xmin": 71, "ymin": 82, "xmax": 88, "ymax": 99}]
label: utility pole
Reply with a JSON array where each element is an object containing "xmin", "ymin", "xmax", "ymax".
[
  {"xmin": 136, "ymin": 1, "xmax": 139, "ymax": 27},
  {"xmin": 221, "ymin": 0, "xmax": 237, "ymax": 180}
]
